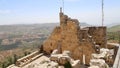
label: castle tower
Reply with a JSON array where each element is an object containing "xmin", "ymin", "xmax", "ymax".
[{"xmin": 59, "ymin": 7, "xmax": 68, "ymax": 28}]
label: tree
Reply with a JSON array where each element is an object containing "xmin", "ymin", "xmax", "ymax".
[
  {"xmin": 13, "ymin": 54, "xmax": 17, "ymax": 64},
  {"xmin": 64, "ymin": 62, "xmax": 72, "ymax": 68},
  {"xmin": 2, "ymin": 63, "xmax": 5, "ymax": 68},
  {"xmin": 7, "ymin": 57, "xmax": 13, "ymax": 65}
]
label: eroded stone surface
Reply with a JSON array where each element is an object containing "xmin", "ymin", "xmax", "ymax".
[{"xmin": 43, "ymin": 8, "xmax": 107, "ymax": 64}]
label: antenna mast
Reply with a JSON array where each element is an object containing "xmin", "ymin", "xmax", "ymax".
[
  {"xmin": 102, "ymin": 0, "xmax": 104, "ymax": 26},
  {"xmin": 62, "ymin": 0, "xmax": 64, "ymax": 13}
]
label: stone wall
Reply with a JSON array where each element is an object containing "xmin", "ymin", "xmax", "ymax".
[
  {"xmin": 43, "ymin": 26, "xmax": 61, "ymax": 54},
  {"xmin": 42, "ymin": 8, "xmax": 106, "ymax": 64},
  {"xmin": 88, "ymin": 27, "xmax": 107, "ymax": 48}
]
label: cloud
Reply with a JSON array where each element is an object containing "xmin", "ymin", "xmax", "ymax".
[{"xmin": 0, "ymin": 10, "xmax": 11, "ymax": 14}]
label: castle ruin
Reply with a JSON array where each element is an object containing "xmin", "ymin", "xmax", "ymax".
[{"xmin": 43, "ymin": 8, "xmax": 107, "ymax": 64}]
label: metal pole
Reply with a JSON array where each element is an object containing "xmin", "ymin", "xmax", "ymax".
[
  {"xmin": 62, "ymin": 0, "xmax": 64, "ymax": 13},
  {"xmin": 118, "ymin": 32, "xmax": 120, "ymax": 45},
  {"xmin": 102, "ymin": 0, "xmax": 104, "ymax": 26}
]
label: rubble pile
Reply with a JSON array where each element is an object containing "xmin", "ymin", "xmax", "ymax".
[
  {"xmin": 89, "ymin": 48, "xmax": 111, "ymax": 68},
  {"xmin": 50, "ymin": 50, "xmax": 80, "ymax": 68}
]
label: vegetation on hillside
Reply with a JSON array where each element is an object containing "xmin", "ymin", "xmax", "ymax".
[
  {"xmin": 107, "ymin": 25, "xmax": 120, "ymax": 32},
  {"xmin": 107, "ymin": 24, "xmax": 120, "ymax": 43},
  {"xmin": 0, "ymin": 24, "xmax": 55, "ymax": 68}
]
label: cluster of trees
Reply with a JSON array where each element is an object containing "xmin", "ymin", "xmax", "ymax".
[
  {"xmin": 0, "ymin": 51, "xmax": 31, "ymax": 68},
  {"xmin": 107, "ymin": 32, "xmax": 120, "ymax": 43},
  {"xmin": 0, "ymin": 35, "xmax": 47, "ymax": 51},
  {"xmin": 0, "ymin": 42, "xmax": 20, "ymax": 51},
  {"xmin": 0, "ymin": 54, "xmax": 17, "ymax": 68},
  {"xmin": 0, "ymin": 37, "xmax": 46, "ymax": 68}
]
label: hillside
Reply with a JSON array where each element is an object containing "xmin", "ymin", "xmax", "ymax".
[
  {"xmin": 0, "ymin": 23, "xmax": 54, "ymax": 66},
  {"xmin": 107, "ymin": 25, "xmax": 120, "ymax": 32},
  {"xmin": 0, "ymin": 22, "xmax": 91, "ymax": 67}
]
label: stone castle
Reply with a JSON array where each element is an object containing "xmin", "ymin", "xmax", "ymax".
[
  {"xmin": 42, "ymin": 8, "xmax": 107, "ymax": 64},
  {"xmin": 8, "ymin": 8, "xmax": 116, "ymax": 68}
]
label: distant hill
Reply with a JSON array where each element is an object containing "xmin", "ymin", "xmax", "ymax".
[
  {"xmin": 0, "ymin": 22, "xmax": 90, "ymax": 37},
  {"xmin": 107, "ymin": 25, "xmax": 120, "ymax": 32},
  {"xmin": 79, "ymin": 22, "xmax": 91, "ymax": 28},
  {"xmin": 0, "ymin": 22, "xmax": 90, "ymax": 31},
  {"xmin": 107, "ymin": 23, "xmax": 120, "ymax": 28}
]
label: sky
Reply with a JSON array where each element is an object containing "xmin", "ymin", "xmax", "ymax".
[{"xmin": 0, "ymin": 0, "xmax": 120, "ymax": 25}]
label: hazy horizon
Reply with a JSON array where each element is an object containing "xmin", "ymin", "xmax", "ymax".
[{"xmin": 0, "ymin": 0, "xmax": 120, "ymax": 26}]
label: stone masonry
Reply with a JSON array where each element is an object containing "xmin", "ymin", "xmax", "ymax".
[{"xmin": 42, "ymin": 8, "xmax": 107, "ymax": 64}]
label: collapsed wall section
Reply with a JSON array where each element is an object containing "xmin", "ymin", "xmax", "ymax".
[{"xmin": 88, "ymin": 27, "xmax": 107, "ymax": 48}]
